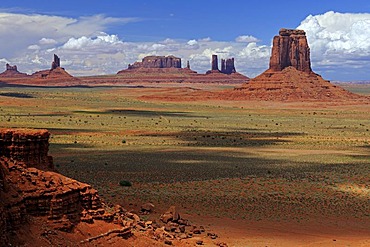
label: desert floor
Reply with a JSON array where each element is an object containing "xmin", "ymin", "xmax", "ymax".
[{"xmin": 0, "ymin": 82, "xmax": 369, "ymax": 246}]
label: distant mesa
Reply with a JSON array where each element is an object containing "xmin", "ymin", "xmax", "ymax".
[
  {"xmin": 207, "ymin": 54, "xmax": 237, "ymax": 75},
  {"xmin": 114, "ymin": 54, "xmax": 248, "ymax": 84},
  {"xmin": 235, "ymin": 28, "xmax": 361, "ymax": 101},
  {"xmin": 0, "ymin": 63, "xmax": 28, "ymax": 78},
  {"xmin": 31, "ymin": 54, "xmax": 74, "ymax": 79},
  {"xmin": 117, "ymin": 55, "xmax": 196, "ymax": 75},
  {"xmin": 128, "ymin": 55, "xmax": 181, "ymax": 69}
]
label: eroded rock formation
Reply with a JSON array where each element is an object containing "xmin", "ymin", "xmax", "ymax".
[
  {"xmin": 269, "ymin": 28, "xmax": 311, "ymax": 73},
  {"xmin": 234, "ymin": 28, "xmax": 362, "ymax": 101},
  {"xmin": 207, "ymin": 55, "xmax": 238, "ymax": 75},
  {"xmin": 221, "ymin": 58, "xmax": 236, "ymax": 74},
  {"xmin": 31, "ymin": 54, "xmax": 74, "ymax": 80},
  {"xmin": 0, "ymin": 129, "xmax": 53, "ymax": 170},
  {"xmin": 51, "ymin": 54, "xmax": 61, "ymax": 70},
  {"xmin": 211, "ymin": 54, "xmax": 219, "ymax": 71},
  {"xmin": 127, "ymin": 55, "xmax": 182, "ymax": 69},
  {"xmin": 0, "ymin": 128, "xmax": 109, "ymax": 244},
  {"xmin": 0, "ymin": 63, "xmax": 28, "ymax": 78}
]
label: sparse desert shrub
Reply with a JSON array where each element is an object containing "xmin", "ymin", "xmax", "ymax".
[{"xmin": 119, "ymin": 180, "xmax": 132, "ymax": 187}]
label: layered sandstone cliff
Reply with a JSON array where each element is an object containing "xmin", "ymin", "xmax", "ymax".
[
  {"xmin": 269, "ymin": 28, "xmax": 311, "ymax": 73},
  {"xmin": 0, "ymin": 128, "xmax": 109, "ymax": 245},
  {"xmin": 0, "ymin": 129, "xmax": 53, "ymax": 170}
]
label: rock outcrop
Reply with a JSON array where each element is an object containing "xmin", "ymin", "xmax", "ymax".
[
  {"xmin": 0, "ymin": 128, "xmax": 110, "ymax": 244},
  {"xmin": 269, "ymin": 28, "xmax": 311, "ymax": 73},
  {"xmin": 234, "ymin": 28, "xmax": 362, "ymax": 101},
  {"xmin": 127, "ymin": 55, "xmax": 182, "ymax": 69},
  {"xmin": 211, "ymin": 54, "xmax": 219, "ymax": 71},
  {"xmin": 0, "ymin": 129, "xmax": 53, "ymax": 170},
  {"xmin": 31, "ymin": 54, "xmax": 74, "ymax": 79},
  {"xmin": 207, "ymin": 55, "xmax": 238, "ymax": 75},
  {"xmin": 51, "ymin": 54, "xmax": 61, "ymax": 70},
  {"xmin": 0, "ymin": 64, "xmax": 28, "ymax": 78},
  {"xmin": 221, "ymin": 58, "xmax": 236, "ymax": 74}
]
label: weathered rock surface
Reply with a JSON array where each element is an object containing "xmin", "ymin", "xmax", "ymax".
[
  {"xmin": 0, "ymin": 128, "xmax": 108, "ymax": 244},
  {"xmin": 0, "ymin": 128, "xmax": 53, "ymax": 170},
  {"xmin": 206, "ymin": 55, "xmax": 238, "ymax": 75},
  {"xmin": 221, "ymin": 58, "xmax": 236, "ymax": 74},
  {"xmin": 0, "ymin": 63, "xmax": 28, "ymax": 78},
  {"xmin": 127, "ymin": 55, "xmax": 182, "ymax": 69},
  {"xmin": 211, "ymin": 54, "xmax": 219, "ymax": 71},
  {"xmin": 269, "ymin": 28, "xmax": 311, "ymax": 73},
  {"xmin": 31, "ymin": 54, "xmax": 74, "ymax": 80},
  {"xmin": 236, "ymin": 67, "xmax": 360, "ymax": 101},
  {"xmin": 51, "ymin": 54, "xmax": 61, "ymax": 70},
  {"xmin": 234, "ymin": 28, "xmax": 363, "ymax": 101}
]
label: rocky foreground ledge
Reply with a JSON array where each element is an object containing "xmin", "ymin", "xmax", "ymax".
[{"xmin": 0, "ymin": 129, "xmax": 223, "ymax": 246}]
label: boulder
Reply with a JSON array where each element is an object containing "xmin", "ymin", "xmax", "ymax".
[{"xmin": 160, "ymin": 206, "xmax": 180, "ymax": 223}]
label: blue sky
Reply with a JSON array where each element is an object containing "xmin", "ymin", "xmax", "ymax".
[{"xmin": 1, "ymin": 1, "xmax": 370, "ymax": 80}]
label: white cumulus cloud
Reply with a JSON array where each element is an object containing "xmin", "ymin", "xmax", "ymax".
[
  {"xmin": 235, "ymin": 35, "xmax": 260, "ymax": 43},
  {"xmin": 298, "ymin": 11, "xmax": 370, "ymax": 79}
]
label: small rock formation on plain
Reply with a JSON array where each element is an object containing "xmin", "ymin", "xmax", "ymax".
[
  {"xmin": 234, "ymin": 28, "xmax": 361, "ymax": 101},
  {"xmin": 127, "ymin": 55, "xmax": 182, "ymax": 69},
  {"xmin": 0, "ymin": 63, "xmax": 28, "ymax": 78},
  {"xmin": 31, "ymin": 54, "xmax": 74, "ymax": 79}
]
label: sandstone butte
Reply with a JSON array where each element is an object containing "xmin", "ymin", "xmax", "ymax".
[
  {"xmin": 230, "ymin": 28, "xmax": 364, "ymax": 101},
  {"xmin": 0, "ymin": 64, "xmax": 28, "ymax": 78},
  {"xmin": 112, "ymin": 54, "xmax": 249, "ymax": 85},
  {"xmin": 0, "ymin": 128, "xmax": 219, "ymax": 246},
  {"xmin": 0, "ymin": 54, "xmax": 79, "ymax": 86}
]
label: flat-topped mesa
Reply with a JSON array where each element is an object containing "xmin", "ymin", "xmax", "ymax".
[
  {"xmin": 128, "ymin": 55, "xmax": 182, "ymax": 69},
  {"xmin": 269, "ymin": 28, "xmax": 312, "ymax": 73},
  {"xmin": 0, "ymin": 129, "xmax": 53, "ymax": 170}
]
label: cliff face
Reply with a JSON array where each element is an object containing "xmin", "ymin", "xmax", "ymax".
[
  {"xmin": 0, "ymin": 128, "xmax": 109, "ymax": 245},
  {"xmin": 128, "ymin": 55, "xmax": 182, "ymax": 69},
  {"xmin": 269, "ymin": 28, "xmax": 311, "ymax": 73},
  {"xmin": 0, "ymin": 129, "xmax": 53, "ymax": 170}
]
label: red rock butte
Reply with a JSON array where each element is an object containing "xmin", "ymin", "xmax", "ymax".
[
  {"xmin": 234, "ymin": 28, "xmax": 364, "ymax": 101},
  {"xmin": 31, "ymin": 54, "xmax": 74, "ymax": 79},
  {"xmin": 0, "ymin": 64, "xmax": 28, "ymax": 78},
  {"xmin": 112, "ymin": 55, "xmax": 249, "ymax": 84}
]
